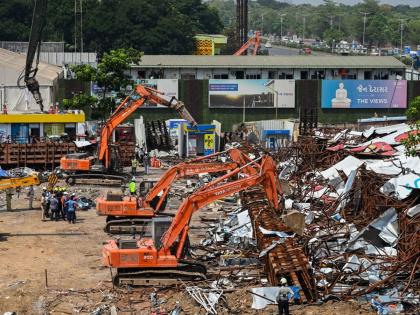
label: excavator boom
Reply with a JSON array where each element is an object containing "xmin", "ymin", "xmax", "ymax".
[
  {"xmin": 102, "ymin": 155, "xmax": 281, "ymax": 286},
  {"xmin": 23, "ymin": 0, "xmax": 48, "ymax": 111}
]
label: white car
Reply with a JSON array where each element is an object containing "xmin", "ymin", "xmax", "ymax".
[{"xmin": 265, "ymin": 42, "xmax": 272, "ymax": 48}]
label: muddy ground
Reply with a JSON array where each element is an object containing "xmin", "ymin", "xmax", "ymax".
[{"xmin": 0, "ymin": 169, "xmax": 376, "ymax": 314}]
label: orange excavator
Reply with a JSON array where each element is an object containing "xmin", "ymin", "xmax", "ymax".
[
  {"xmin": 97, "ymin": 147, "xmax": 258, "ymax": 234},
  {"xmin": 59, "ymin": 85, "xmax": 196, "ymax": 185},
  {"xmin": 234, "ymin": 31, "xmax": 261, "ymax": 56},
  {"xmin": 102, "ymin": 154, "xmax": 280, "ymax": 286}
]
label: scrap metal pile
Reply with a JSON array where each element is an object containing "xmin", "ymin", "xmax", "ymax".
[
  {"xmin": 270, "ymin": 123, "xmax": 419, "ymax": 309},
  {"xmin": 190, "ymin": 123, "xmax": 418, "ymax": 313}
]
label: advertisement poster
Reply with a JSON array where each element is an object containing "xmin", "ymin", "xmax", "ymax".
[
  {"xmin": 136, "ymin": 79, "xmax": 178, "ymax": 108},
  {"xmin": 321, "ymin": 80, "xmax": 407, "ymax": 109},
  {"xmin": 209, "ymin": 80, "xmax": 295, "ymax": 108}
]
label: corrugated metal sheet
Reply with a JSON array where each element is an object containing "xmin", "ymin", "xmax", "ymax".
[
  {"xmin": 0, "ymin": 48, "xmax": 62, "ymax": 84},
  {"xmin": 136, "ymin": 55, "xmax": 405, "ymax": 69}
]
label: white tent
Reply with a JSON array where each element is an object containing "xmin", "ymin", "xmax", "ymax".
[{"xmin": 0, "ymin": 48, "xmax": 63, "ymax": 112}]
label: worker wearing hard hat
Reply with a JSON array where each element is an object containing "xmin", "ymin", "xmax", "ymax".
[{"xmin": 276, "ymin": 278, "xmax": 294, "ymax": 315}]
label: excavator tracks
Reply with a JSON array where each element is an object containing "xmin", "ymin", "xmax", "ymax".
[
  {"xmin": 114, "ymin": 261, "xmax": 206, "ymax": 286},
  {"xmin": 65, "ymin": 174, "xmax": 128, "ymax": 186},
  {"xmin": 104, "ymin": 218, "xmax": 153, "ymax": 235}
]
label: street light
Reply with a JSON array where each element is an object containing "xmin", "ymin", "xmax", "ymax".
[
  {"xmin": 399, "ymin": 19, "xmax": 406, "ymax": 56},
  {"xmin": 279, "ymin": 14, "xmax": 286, "ymax": 40},
  {"xmin": 360, "ymin": 12, "xmax": 370, "ymax": 46}
]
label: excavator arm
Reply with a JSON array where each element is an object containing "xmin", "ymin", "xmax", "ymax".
[
  {"xmin": 98, "ymin": 85, "xmax": 197, "ymax": 170},
  {"xmin": 234, "ymin": 31, "xmax": 261, "ymax": 56},
  {"xmin": 159, "ymin": 155, "xmax": 280, "ymax": 256},
  {"xmin": 143, "ymin": 147, "xmax": 257, "ymax": 212},
  {"xmin": 23, "ymin": 0, "xmax": 48, "ymax": 111}
]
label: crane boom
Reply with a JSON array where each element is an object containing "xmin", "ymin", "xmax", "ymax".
[
  {"xmin": 233, "ymin": 31, "xmax": 261, "ymax": 56},
  {"xmin": 23, "ymin": 0, "xmax": 48, "ymax": 111}
]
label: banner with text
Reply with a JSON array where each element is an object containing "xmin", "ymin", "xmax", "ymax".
[
  {"xmin": 321, "ymin": 80, "xmax": 407, "ymax": 109},
  {"xmin": 209, "ymin": 79, "xmax": 295, "ymax": 108}
]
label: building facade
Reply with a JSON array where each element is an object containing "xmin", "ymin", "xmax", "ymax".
[{"xmin": 130, "ymin": 55, "xmax": 406, "ymax": 81}]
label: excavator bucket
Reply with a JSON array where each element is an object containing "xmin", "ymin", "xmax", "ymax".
[{"xmin": 172, "ymin": 101, "xmax": 197, "ymax": 127}]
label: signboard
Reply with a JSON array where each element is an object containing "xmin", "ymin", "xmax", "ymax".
[
  {"xmin": 209, "ymin": 80, "xmax": 295, "ymax": 108},
  {"xmin": 321, "ymin": 80, "xmax": 407, "ymax": 109},
  {"xmin": 136, "ymin": 79, "xmax": 178, "ymax": 108}
]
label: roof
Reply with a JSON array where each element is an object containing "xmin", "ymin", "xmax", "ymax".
[
  {"xmin": 0, "ymin": 112, "xmax": 85, "ymax": 123},
  {"xmin": 134, "ymin": 55, "xmax": 405, "ymax": 69},
  {"xmin": 0, "ymin": 48, "xmax": 62, "ymax": 84}
]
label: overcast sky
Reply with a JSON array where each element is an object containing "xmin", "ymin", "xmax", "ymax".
[{"xmin": 290, "ymin": 0, "xmax": 420, "ymax": 5}]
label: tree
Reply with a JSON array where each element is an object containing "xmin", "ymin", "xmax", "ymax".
[
  {"xmin": 402, "ymin": 96, "xmax": 420, "ymax": 157},
  {"xmin": 0, "ymin": 0, "xmax": 223, "ymax": 55},
  {"xmin": 70, "ymin": 48, "xmax": 143, "ymax": 120}
]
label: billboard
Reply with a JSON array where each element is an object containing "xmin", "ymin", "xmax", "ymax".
[
  {"xmin": 209, "ymin": 79, "xmax": 295, "ymax": 108},
  {"xmin": 321, "ymin": 80, "xmax": 407, "ymax": 109},
  {"xmin": 136, "ymin": 79, "xmax": 179, "ymax": 108}
]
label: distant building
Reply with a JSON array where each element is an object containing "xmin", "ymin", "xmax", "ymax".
[
  {"xmin": 130, "ymin": 55, "xmax": 406, "ymax": 80},
  {"xmin": 0, "ymin": 41, "xmax": 97, "ymax": 67}
]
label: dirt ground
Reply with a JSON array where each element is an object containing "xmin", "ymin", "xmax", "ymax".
[{"xmin": 0, "ymin": 169, "xmax": 376, "ymax": 315}]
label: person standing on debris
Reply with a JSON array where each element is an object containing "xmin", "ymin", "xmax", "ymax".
[
  {"xmin": 27, "ymin": 185, "xmax": 34, "ymax": 209},
  {"xmin": 65, "ymin": 195, "xmax": 77, "ymax": 224},
  {"xmin": 143, "ymin": 152, "xmax": 149, "ymax": 174},
  {"xmin": 276, "ymin": 278, "xmax": 294, "ymax": 315},
  {"xmin": 49, "ymin": 194, "xmax": 59, "ymax": 221},
  {"xmin": 129, "ymin": 177, "xmax": 137, "ymax": 200},
  {"xmin": 131, "ymin": 156, "xmax": 138, "ymax": 176}
]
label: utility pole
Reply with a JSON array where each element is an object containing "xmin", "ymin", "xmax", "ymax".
[
  {"xmin": 261, "ymin": 13, "xmax": 264, "ymax": 36},
  {"xmin": 280, "ymin": 14, "xmax": 286, "ymax": 39},
  {"xmin": 74, "ymin": 0, "xmax": 77, "ymax": 52},
  {"xmin": 361, "ymin": 12, "xmax": 369, "ymax": 46},
  {"xmin": 399, "ymin": 19, "xmax": 404, "ymax": 56},
  {"xmin": 329, "ymin": 15, "xmax": 334, "ymax": 30},
  {"xmin": 80, "ymin": 0, "xmax": 83, "ymax": 54},
  {"xmin": 302, "ymin": 15, "xmax": 308, "ymax": 42}
]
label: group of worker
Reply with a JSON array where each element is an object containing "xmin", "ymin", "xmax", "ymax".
[{"xmin": 41, "ymin": 187, "xmax": 78, "ymax": 224}]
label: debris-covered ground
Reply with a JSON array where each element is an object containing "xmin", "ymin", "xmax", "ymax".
[{"xmin": 0, "ymin": 123, "xmax": 419, "ymax": 314}]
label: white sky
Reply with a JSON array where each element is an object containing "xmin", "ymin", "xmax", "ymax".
[{"xmin": 290, "ymin": 0, "xmax": 420, "ymax": 5}]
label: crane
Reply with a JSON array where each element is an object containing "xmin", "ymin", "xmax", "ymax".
[
  {"xmin": 97, "ymin": 147, "xmax": 258, "ymax": 234},
  {"xmin": 234, "ymin": 31, "xmax": 261, "ymax": 56},
  {"xmin": 102, "ymin": 154, "xmax": 280, "ymax": 286},
  {"xmin": 21, "ymin": 0, "xmax": 48, "ymax": 111},
  {"xmin": 59, "ymin": 84, "xmax": 197, "ymax": 185}
]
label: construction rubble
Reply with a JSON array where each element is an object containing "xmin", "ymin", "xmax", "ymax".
[{"xmin": 178, "ymin": 123, "xmax": 419, "ymax": 314}]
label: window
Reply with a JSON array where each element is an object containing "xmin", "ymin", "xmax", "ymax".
[
  {"xmin": 65, "ymin": 123, "xmax": 77, "ymax": 140},
  {"xmin": 364, "ymin": 71, "xmax": 372, "ymax": 80},
  {"xmin": 235, "ymin": 71, "xmax": 244, "ymax": 79},
  {"xmin": 268, "ymin": 71, "xmax": 276, "ymax": 79},
  {"xmin": 137, "ymin": 71, "xmax": 146, "ymax": 79},
  {"xmin": 181, "ymin": 73, "xmax": 196, "ymax": 79},
  {"xmin": 213, "ymin": 74, "xmax": 229, "ymax": 79},
  {"xmin": 286, "ymin": 74, "xmax": 293, "ymax": 79},
  {"xmin": 279, "ymin": 73, "xmax": 286, "ymax": 79},
  {"xmin": 246, "ymin": 74, "xmax": 261, "ymax": 79},
  {"xmin": 300, "ymin": 71, "xmax": 308, "ymax": 79}
]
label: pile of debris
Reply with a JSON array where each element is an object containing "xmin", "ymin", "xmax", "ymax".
[
  {"xmin": 270, "ymin": 123, "xmax": 419, "ymax": 312},
  {"xmin": 187, "ymin": 123, "xmax": 418, "ymax": 313}
]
